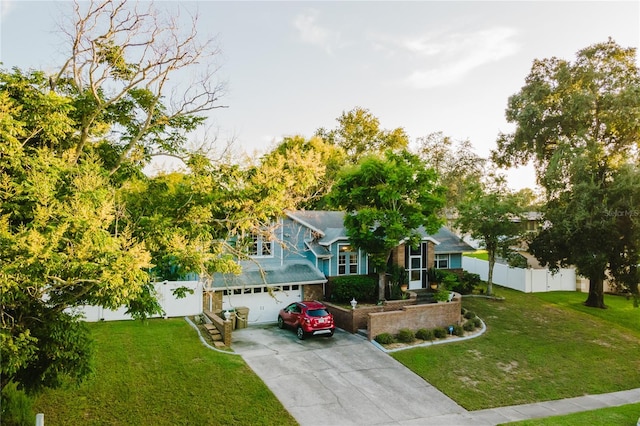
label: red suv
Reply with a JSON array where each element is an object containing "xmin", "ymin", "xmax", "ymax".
[{"xmin": 277, "ymin": 301, "xmax": 335, "ymax": 340}]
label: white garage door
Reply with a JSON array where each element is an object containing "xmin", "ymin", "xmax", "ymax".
[{"xmin": 221, "ymin": 285, "xmax": 302, "ymax": 325}]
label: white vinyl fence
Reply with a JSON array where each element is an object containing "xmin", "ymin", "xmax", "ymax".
[
  {"xmin": 462, "ymin": 257, "xmax": 576, "ymax": 293},
  {"xmin": 76, "ymin": 281, "xmax": 203, "ymax": 322}
]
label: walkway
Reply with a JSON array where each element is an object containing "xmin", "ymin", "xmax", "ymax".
[{"xmin": 232, "ymin": 325, "xmax": 640, "ymax": 425}]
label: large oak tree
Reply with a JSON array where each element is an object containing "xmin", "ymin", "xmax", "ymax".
[{"xmin": 493, "ymin": 39, "xmax": 640, "ymax": 308}]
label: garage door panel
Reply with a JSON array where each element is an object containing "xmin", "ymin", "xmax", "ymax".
[{"xmin": 221, "ymin": 286, "xmax": 301, "ymax": 324}]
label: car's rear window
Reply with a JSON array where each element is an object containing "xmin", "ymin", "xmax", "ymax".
[{"xmin": 307, "ymin": 309, "xmax": 329, "ymax": 317}]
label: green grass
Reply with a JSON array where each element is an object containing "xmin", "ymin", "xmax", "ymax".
[
  {"xmin": 503, "ymin": 402, "xmax": 640, "ymax": 425},
  {"xmin": 534, "ymin": 291, "xmax": 640, "ymax": 332},
  {"xmin": 33, "ymin": 319, "xmax": 296, "ymax": 426},
  {"xmin": 464, "ymin": 250, "xmax": 488, "ymax": 260},
  {"xmin": 391, "ymin": 288, "xmax": 640, "ymax": 411}
]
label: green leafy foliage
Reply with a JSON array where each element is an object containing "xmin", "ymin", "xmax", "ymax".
[
  {"xmin": 415, "ymin": 132, "xmax": 486, "ymax": 210},
  {"xmin": 427, "ymin": 269, "xmax": 480, "ymax": 295},
  {"xmin": 492, "ymin": 39, "xmax": 640, "ymax": 307},
  {"xmin": 433, "ymin": 327, "xmax": 448, "ymax": 338},
  {"xmin": 464, "ymin": 311, "xmax": 477, "ymax": 320},
  {"xmin": 375, "ymin": 333, "xmax": 395, "ymax": 344},
  {"xmin": 455, "ymin": 176, "xmax": 525, "ymax": 296},
  {"xmin": 1, "ymin": 381, "xmax": 35, "ymax": 425},
  {"xmin": 415, "ymin": 328, "xmax": 435, "ymax": 341},
  {"xmin": 452, "ymin": 324, "xmax": 465, "ymax": 336},
  {"xmin": 396, "ymin": 328, "xmax": 416, "ymax": 343},
  {"xmin": 329, "ymin": 149, "xmax": 445, "ymax": 300},
  {"xmin": 330, "ymin": 275, "xmax": 377, "ymax": 303},
  {"xmin": 316, "ymin": 107, "xmax": 409, "ymax": 164},
  {"xmin": 463, "ymin": 321, "xmax": 476, "ymax": 331}
]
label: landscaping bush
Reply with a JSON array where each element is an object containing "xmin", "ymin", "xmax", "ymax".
[
  {"xmin": 375, "ymin": 333, "xmax": 395, "ymax": 344},
  {"xmin": 428, "ymin": 268, "xmax": 480, "ymax": 295},
  {"xmin": 433, "ymin": 327, "xmax": 448, "ymax": 339},
  {"xmin": 464, "ymin": 311, "xmax": 476, "ymax": 319},
  {"xmin": 387, "ymin": 265, "xmax": 408, "ymax": 300},
  {"xmin": 416, "ymin": 328, "xmax": 434, "ymax": 341},
  {"xmin": 472, "ymin": 317, "xmax": 482, "ymax": 328},
  {"xmin": 330, "ymin": 275, "xmax": 377, "ymax": 303},
  {"xmin": 450, "ymin": 271, "xmax": 481, "ymax": 295},
  {"xmin": 453, "ymin": 324, "xmax": 465, "ymax": 336},
  {"xmin": 463, "ymin": 321, "xmax": 476, "ymax": 331},
  {"xmin": 434, "ymin": 287, "xmax": 451, "ymax": 302},
  {"xmin": 396, "ymin": 328, "xmax": 415, "ymax": 343}
]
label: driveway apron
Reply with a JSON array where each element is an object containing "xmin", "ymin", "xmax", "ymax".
[{"xmin": 232, "ymin": 325, "xmax": 467, "ymax": 425}]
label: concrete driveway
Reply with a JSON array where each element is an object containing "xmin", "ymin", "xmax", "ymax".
[{"xmin": 231, "ymin": 324, "xmax": 467, "ymax": 425}]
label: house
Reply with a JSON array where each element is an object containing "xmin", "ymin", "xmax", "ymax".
[
  {"xmin": 431, "ymin": 226, "xmax": 476, "ymax": 271},
  {"xmin": 205, "ymin": 211, "xmax": 473, "ymax": 324}
]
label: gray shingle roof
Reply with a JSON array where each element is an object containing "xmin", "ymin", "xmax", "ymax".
[
  {"xmin": 211, "ymin": 258, "xmax": 326, "ymax": 289},
  {"xmin": 286, "ymin": 210, "xmax": 346, "ymax": 237},
  {"xmin": 432, "ymin": 226, "xmax": 476, "ymax": 254}
]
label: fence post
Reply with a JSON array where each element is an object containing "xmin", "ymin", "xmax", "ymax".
[{"xmin": 36, "ymin": 413, "xmax": 44, "ymax": 426}]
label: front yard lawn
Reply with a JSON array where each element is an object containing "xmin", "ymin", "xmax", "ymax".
[
  {"xmin": 392, "ymin": 288, "xmax": 640, "ymax": 411},
  {"xmin": 33, "ymin": 319, "xmax": 296, "ymax": 425}
]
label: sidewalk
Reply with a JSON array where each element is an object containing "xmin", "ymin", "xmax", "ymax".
[{"xmin": 405, "ymin": 387, "xmax": 640, "ymax": 425}]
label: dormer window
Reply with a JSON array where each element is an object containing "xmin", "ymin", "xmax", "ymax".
[{"xmin": 247, "ymin": 231, "xmax": 273, "ymax": 257}]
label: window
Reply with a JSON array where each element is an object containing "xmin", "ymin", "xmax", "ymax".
[
  {"xmin": 246, "ymin": 231, "xmax": 273, "ymax": 257},
  {"xmin": 435, "ymin": 254, "xmax": 449, "ymax": 269},
  {"xmin": 338, "ymin": 244, "xmax": 359, "ymax": 275}
]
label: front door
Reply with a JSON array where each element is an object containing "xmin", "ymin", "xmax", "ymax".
[{"xmin": 408, "ymin": 243, "xmax": 428, "ymax": 289}]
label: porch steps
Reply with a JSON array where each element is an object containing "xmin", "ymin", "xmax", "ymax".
[
  {"xmin": 204, "ymin": 323, "xmax": 223, "ymax": 341},
  {"xmin": 412, "ymin": 289, "xmax": 436, "ymax": 305}
]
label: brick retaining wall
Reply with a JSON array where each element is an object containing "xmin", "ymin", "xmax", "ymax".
[
  {"xmin": 324, "ymin": 292, "xmax": 461, "ymax": 339},
  {"xmin": 368, "ymin": 296, "xmax": 461, "ymax": 340}
]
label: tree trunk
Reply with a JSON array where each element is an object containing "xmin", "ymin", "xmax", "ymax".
[
  {"xmin": 487, "ymin": 251, "xmax": 495, "ymax": 296},
  {"xmin": 584, "ymin": 276, "xmax": 607, "ymax": 308},
  {"xmin": 378, "ymin": 271, "xmax": 386, "ymax": 301}
]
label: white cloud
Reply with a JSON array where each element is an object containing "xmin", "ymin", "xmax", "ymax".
[
  {"xmin": 293, "ymin": 10, "xmax": 342, "ymax": 54},
  {"xmin": 373, "ymin": 27, "xmax": 520, "ymax": 89},
  {"xmin": 1, "ymin": 0, "xmax": 16, "ymax": 22}
]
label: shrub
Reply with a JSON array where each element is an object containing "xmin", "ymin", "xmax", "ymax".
[
  {"xmin": 463, "ymin": 321, "xmax": 476, "ymax": 331},
  {"xmin": 472, "ymin": 317, "xmax": 482, "ymax": 328},
  {"xmin": 461, "ymin": 307, "xmax": 468, "ymax": 315},
  {"xmin": 453, "ymin": 324, "xmax": 465, "ymax": 336},
  {"xmin": 396, "ymin": 328, "xmax": 415, "ymax": 343},
  {"xmin": 375, "ymin": 333, "xmax": 395, "ymax": 344},
  {"xmin": 464, "ymin": 311, "xmax": 476, "ymax": 319},
  {"xmin": 1, "ymin": 381, "xmax": 35, "ymax": 426},
  {"xmin": 451, "ymin": 271, "xmax": 482, "ymax": 295},
  {"xmin": 330, "ymin": 275, "xmax": 378, "ymax": 303},
  {"xmin": 434, "ymin": 287, "xmax": 451, "ymax": 302},
  {"xmin": 433, "ymin": 327, "xmax": 448, "ymax": 339},
  {"xmin": 387, "ymin": 265, "xmax": 408, "ymax": 300},
  {"xmin": 416, "ymin": 328, "xmax": 434, "ymax": 341}
]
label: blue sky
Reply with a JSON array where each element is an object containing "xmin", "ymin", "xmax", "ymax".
[{"xmin": 2, "ymin": 1, "xmax": 639, "ymax": 190}]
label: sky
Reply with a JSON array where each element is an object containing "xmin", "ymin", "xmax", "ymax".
[{"xmin": 1, "ymin": 1, "xmax": 639, "ymax": 190}]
